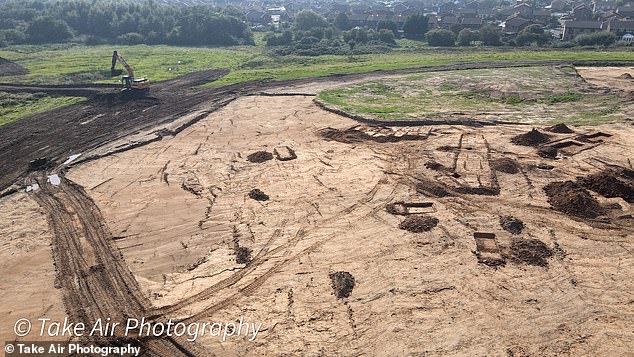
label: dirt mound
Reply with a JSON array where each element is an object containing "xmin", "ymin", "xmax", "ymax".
[
  {"xmin": 578, "ymin": 169, "xmax": 634, "ymax": 203},
  {"xmin": 618, "ymin": 73, "xmax": 633, "ymax": 79},
  {"xmin": 424, "ymin": 160, "xmax": 448, "ymax": 171},
  {"xmin": 509, "ymin": 239, "xmax": 553, "ymax": 267},
  {"xmin": 500, "ymin": 216, "xmax": 524, "ymax": 235},
  {"xmin": 491, "ymin": 158, "xmax": 520, "ymax": 174},
  {"xmin": 543, "ymin": 181, "xmax": 605, "ymax": 218},
  {"xmin": 546, "ymin": 123, "xmax": 575, "ymax": 134},
  {"xmin": 511, "ymin": 129, "xmax": 552, "ymax": 147},
  {"xmin": 537, "ymin": 146, "xmax": 558, "ymax": 159},
  {"xmin": 329, "ymin": 271, "xmax": 355, "ymax": 299},
  {"xmin": 247, "ymin": 151, "xmax": 273, "ymax": 163},
  {"xmin": 235, "ymin": 246, "xmax": 252, "ymax": 264},
  {"xmin": 0, "ymin": 57, "xmax": 28, "ymax": 76},
  {"xmin": 248, "ymin": 188, "xmax": 269, "ymax": 201},
  {"xmin": 416, "ymin": 181, "xmax": 451, "ymax": 197},
  {"xmin": 399, "ymin": 215, "xmax": 439, "ymax": 232}
]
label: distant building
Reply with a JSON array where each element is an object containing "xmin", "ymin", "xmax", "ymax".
[
  {"xmin": 504, "ymin": 14, "xmax": 532, "ymax": 33},
  {"xmin": 550, "ymin": 0, "xmax": 568, "ymax": 12},
  {"xmin": 617, "ymin": 5, "xmax": 634, "ymax": 18},
  {"xmin": 605, "ymin": 19, "xmax": 634, "ymax": 36},
  {"xmin": 439, "ymin": 14, "xmax": 459, "ymax": 28},
  {"xmin": 562, "ymin": 20, "xmax": 602, "ymax": 40},
  {"xmin": 572, "ymin": 4, "xmax": 593, "ymax": 20},
  {"xmin": 461, "ymin": 17, "xmax": 483, "ymax": 29},
  {"xmin": 593, "ymin": 1, "xmax": 618, "ymax": 14}
]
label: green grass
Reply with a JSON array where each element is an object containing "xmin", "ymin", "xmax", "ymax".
[
  {"xmin": 0, "ymin": 43, "xmax": 632, "ymax": 125},
  {"xmin": 317, "ymin": 66, "xmax": 632, "ymax": 125}
]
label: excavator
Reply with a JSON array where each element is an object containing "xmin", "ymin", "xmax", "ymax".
[{"xmin": 110, "ymin": 50, "xmax": 150, "ymax": 94}]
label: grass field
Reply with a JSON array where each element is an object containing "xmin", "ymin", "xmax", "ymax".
[
  {"xmin": 0, "ymin": 41, "xmax": 632, "ymax": 125},
  {"xmin": 317, "ymin": 66, "xmax": 633, "ymax": 125}
]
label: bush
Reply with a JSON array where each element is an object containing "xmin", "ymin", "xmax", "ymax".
[
  {"xmin": 378, "ymin": 29, "xmax": 397, "ymax": 45},
  {"xmin": 575, "ymin": 31, "xmax": 616, "ymax": 46},
  {"xmin": 426, "ymin": 29, "xmax": 455, "ymax": 46},
  {"xmin": 117, "ymin": 32, "xmax": 145, "ymax": 45},
  {"xmin": 26, "ymin": 16, "xmax": 73, "ymax": 43},
  {"xmin": 479, "ymin": 25, "xmax": 501, "ymax": 46},
  {"xmin": 265, "ymin": 30, "xmax": 292, "ymax": 46},
  {"xmin": 457, "ymin": 28, "xmax": 479, "ymax": 46},
  {"xmin": 403, "ymin": 14, "xmax": 429, "ymax": 39}
]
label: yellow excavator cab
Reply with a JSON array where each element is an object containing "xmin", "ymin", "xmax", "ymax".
[{"xmin": 112, "ymin": 51, "xmax": 151, "ymax": 93}]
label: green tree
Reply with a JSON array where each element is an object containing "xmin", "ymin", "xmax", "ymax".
[
  {"xmin": 378, "ymin": 29, "xmax": 397, "ymax": 44},
  {"xmin": 575, "ymin": 31, "xmax": 616, "ymax": 46},
  {"xmin": 457, "ymin": 28, "xmax": 479, "ymax": 46},
  {"xmin": 403, "ymin": 14, "xmax": 428, "ymax": 39},
  {"xmin": 479, "ymin": 25, "xmax": 502, "ymax": 46},
  {"xmin": 377, "ymin": 20, "xmax": 398, "ymax": 35},
  {"xmin": 426, "ymin": 29, "xmax": 455, "ymax": 46},
  {"xmin": 26, "ymin": 16, "xmax": 73, "ymax": 43},
  {"xmin": 294, "ymin": 10, "xmax": 329, "ymax": 31},
  {"xmin": 334, "ymin": 12, "xmax": 351, "ymax": 31}
]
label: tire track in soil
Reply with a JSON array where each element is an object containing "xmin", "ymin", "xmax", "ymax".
[
  {"xmin": 153, "ymin": 176, "xmax": 394, "ymax": 323},
  {"xmin": 29, "ymin": 173, "xmax": 207, "ymax": 356}
]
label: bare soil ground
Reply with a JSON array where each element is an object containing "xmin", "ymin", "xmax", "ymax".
[
  {"xmin": 1, "ymin": 63, "xmax": 634, "ymax": 356},
  {"xmin": 0, "ymin": 57, "xmax": 28, "ymax": 76}
]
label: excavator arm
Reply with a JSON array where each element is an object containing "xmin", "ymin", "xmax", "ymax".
[{"xmin": 111, "ymin": 50, "xmax": 134, "ymax": 78}]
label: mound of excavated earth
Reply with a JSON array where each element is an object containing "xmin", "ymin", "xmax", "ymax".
[
  {"xmin": 543, "ymin": 181, "xmax": 605, "ymax": 218},
  {"xmin": 511, "ymin": 128, "xmax": 552, "ymax": 146},
  {"xmin": 0, "ymin": 57, "xmax": 28, "ymax": 76}
]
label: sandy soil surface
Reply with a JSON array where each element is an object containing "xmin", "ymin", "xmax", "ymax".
[
  {"xmin": 67, "ymin": 95, "xmax": 634, "ymax": 355},
  {"xmin": 577, "ymin": 66, "xmax": 634, "ymax": 92},
  {"xmin": 1, "ymin": 66, "xmax": 634, "ymax": 356},
  {"xmin": 0, "ymin": 193, "xmax": 66, "ymax": 343}
]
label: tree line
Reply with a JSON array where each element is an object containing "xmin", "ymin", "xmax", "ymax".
[{"xmin": 0, "ymin": 0, "xmax": 254, "ymax": 47}]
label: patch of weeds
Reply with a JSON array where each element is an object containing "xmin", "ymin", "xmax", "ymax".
[{"xmin": 543, "ymin": 91, "xmax": 583, "ymax": 104}]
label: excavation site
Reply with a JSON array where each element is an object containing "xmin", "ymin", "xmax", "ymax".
[{"xmin": 1, "ymin": 62, "xmax": 633, "ymax": 356}]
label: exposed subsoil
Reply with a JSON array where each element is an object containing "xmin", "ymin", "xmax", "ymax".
[
  {"xmin": 247, "ymin": 151, "xmax": 274, "ymax": 163},
  {"xmin": 546, "ymin": 123, "xmax": 575, "ymax": 134},
  {"xmin": 618, "ymin": 73, "xmax": 633, "ymax": 79},
  {"xmin": 500, "ymin": 216, "xmax": 524, "ymax": 235},
  {"xmin": 537, "ymin": 146, "xmax": 558, "ymax": 159},
  {"xmin": 508, "ymin": 239, "xmax": 553, "ymax": 267},
  {"xmin": 491, "ymin": 158, "xmax": 520, "ymax": 174},
  {"xmin": 543, "ymin": 181, "xmax": 605, "ymax": 219},
  {"xmin": 511, "ymin": 129, "xmax": 552, "ymax": 147},
  {"xmin": 0, "ymin": 57, "xmax": 28, "ymax": 76},
  {"xmin": 329, "ymin": 271, "xmax": 355, "ymax": 299},
  {"xmin": 399, "ymin": 215, "xmax": 439, "ymax": 232},
  {"xmin": 577, "ymin": 168, "xmax": 634, "ymax": 203}
]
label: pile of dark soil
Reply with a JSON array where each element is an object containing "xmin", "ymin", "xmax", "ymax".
[
  {"xmin": 320, "ymin": 126, "xmax": 424, "ymax": 144},
  {"xmin": 491, "ymin": 158, "xmax": 520, "ymax": 174},
  {"xmin": 329, "ymin": 271, "xmax": 355, "ymax": 299},
  {"xmin": 537, "ymin": 146, "xmax": 558, "ymax": 159},
  {"xmin": 0, "ymin": 57, "xmax": 28, "ymax": 76},
  {"xmin": 436, "ymin": 145, "xmax": 455, "ymax": 152},
  {"xmin": 247, "ymin": 151, "xmax": 273, "ymax": 163},
  {"xmin": 543, "ymin": 181, "xmax": 605, "ymax": 218},
  {"xmin": 500, "ymin": 216, "xmax": 524, "ymax": 235},
  {"xmin": 248, "ymin": 188, "xmax": 269, "ymax": 201},
  {"xmin": 508, "ymin": 239, "xmax": 553, "ymax": 267},
  {"xmin": 385, "ymin": 202, "xmax": 407, "ymax": 215},
  {"xmin": 535, "ymin": 163, "xmax": 554, "ymax": 170},
  {"xmin": 546, "ymin": 123, "xmax": 574, "ymax": 134},
  {"xmin": 618, "ymin": 73, "xmax": 633, "ymax": 79},
  {"xmin": 424, "ymin": 160, "xmax": 448, "ymax": 171},
  {"xmin": 578, "ymin": 169, "xmax": 634, "ymax": 203},
  {"xmin": 454, "ymin": 186, "xmax": 500, "ymax": 196},
  {"xmin": 416, "ymin": 181, "xmax": 451, "ymax": 197},
  {"xmin": 511, "ymin": 129, "xmax": 552, "ymax": 147},
  {"xmin": 399, "ymin": 215, "xmax": 439, "ymax": 232},
  {"xmin": 235, "ymin": 246, "xmax": 252, "ymax": 264}
]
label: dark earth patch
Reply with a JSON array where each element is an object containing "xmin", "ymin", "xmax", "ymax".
[
  {"xmin": 508, "ymin": 239, "xmax": 553, "ymax": 267},
  {"xmin": 543, "ymin": 181, "xmax": 605, "ymax": 219},
  {"xmin": 248, "ymin": 188, "xmax": 270, "ymax": 201},
  {"xmin": 329, "ymin": 271, "xmax": 355, "ymax": 299},
  {"xmin": 247, "ymin": 151, "xmax": 273, "ymax": 163},
  {"xmin": 511, "ymin": 129, "xmax": 552, "ymax": 147},
  {"xmin": 491, "ymin": 158, "xmax": 520, "ymax": 174},
  {"xmin": 500, "ymin": 216, "xmax": 524, "ymax": 235},
  {"xmin": 399, "ymin": 215, "xmax": 439, "ymax": 232}
]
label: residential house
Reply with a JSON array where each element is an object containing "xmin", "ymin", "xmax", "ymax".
[
  {"xmin": 461, "ymin": 17, "xmax": 483, "ymax": 29},
  {"xmin": 427, "ymin": 15, "xmax": 439, "ymax": 28},
  {"xmin": 439, "ymin": 14, "xmax": 459, "ymax": 28},
  {"xmin": 513, "ymin": 3, "xmax": 534, "ymax": 18},
  {"xmin": 246, "ymin": 9, "xmax": 267, "ymax": 24},
  {"xmin": 550, "ymin": 0, "xmax": 568, "ymax": 12},
  {"xmin": 438, "ymin": 2, "xmax": 457, "ymax": 15},
  {"xmin": 605, "ymin": 19, "xmax": 634, "ymax": 36},
  {"xmin": 562, "ymin": 20, "xmax": 602, "ymax": 39},
  {"xmin": 504, "ymin": 14, "xmax": 532, "ymax": 32},
  {"xmin": 533, "ymin": 9, "xmax": 552, "ymax": 23},
  {"xmin": 592, "ymin": 1, "xmax": 618, "ymax": 14},
  {"xmin": 572, "ymin": 4, "xmax": 593, "ymax": 20},
  {"xmin": 617, "ymin": 5, "xmax": 634, "ymax": 18}
]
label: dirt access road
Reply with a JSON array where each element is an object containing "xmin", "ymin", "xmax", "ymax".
[{"xmin": 1, "ymin": 61, "xmax": 633, "ymax": 356}]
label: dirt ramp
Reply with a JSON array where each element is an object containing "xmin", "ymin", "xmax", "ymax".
[{"xmin": 0, "ymin": 57, "xmax": 28, "ymax": 76}]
